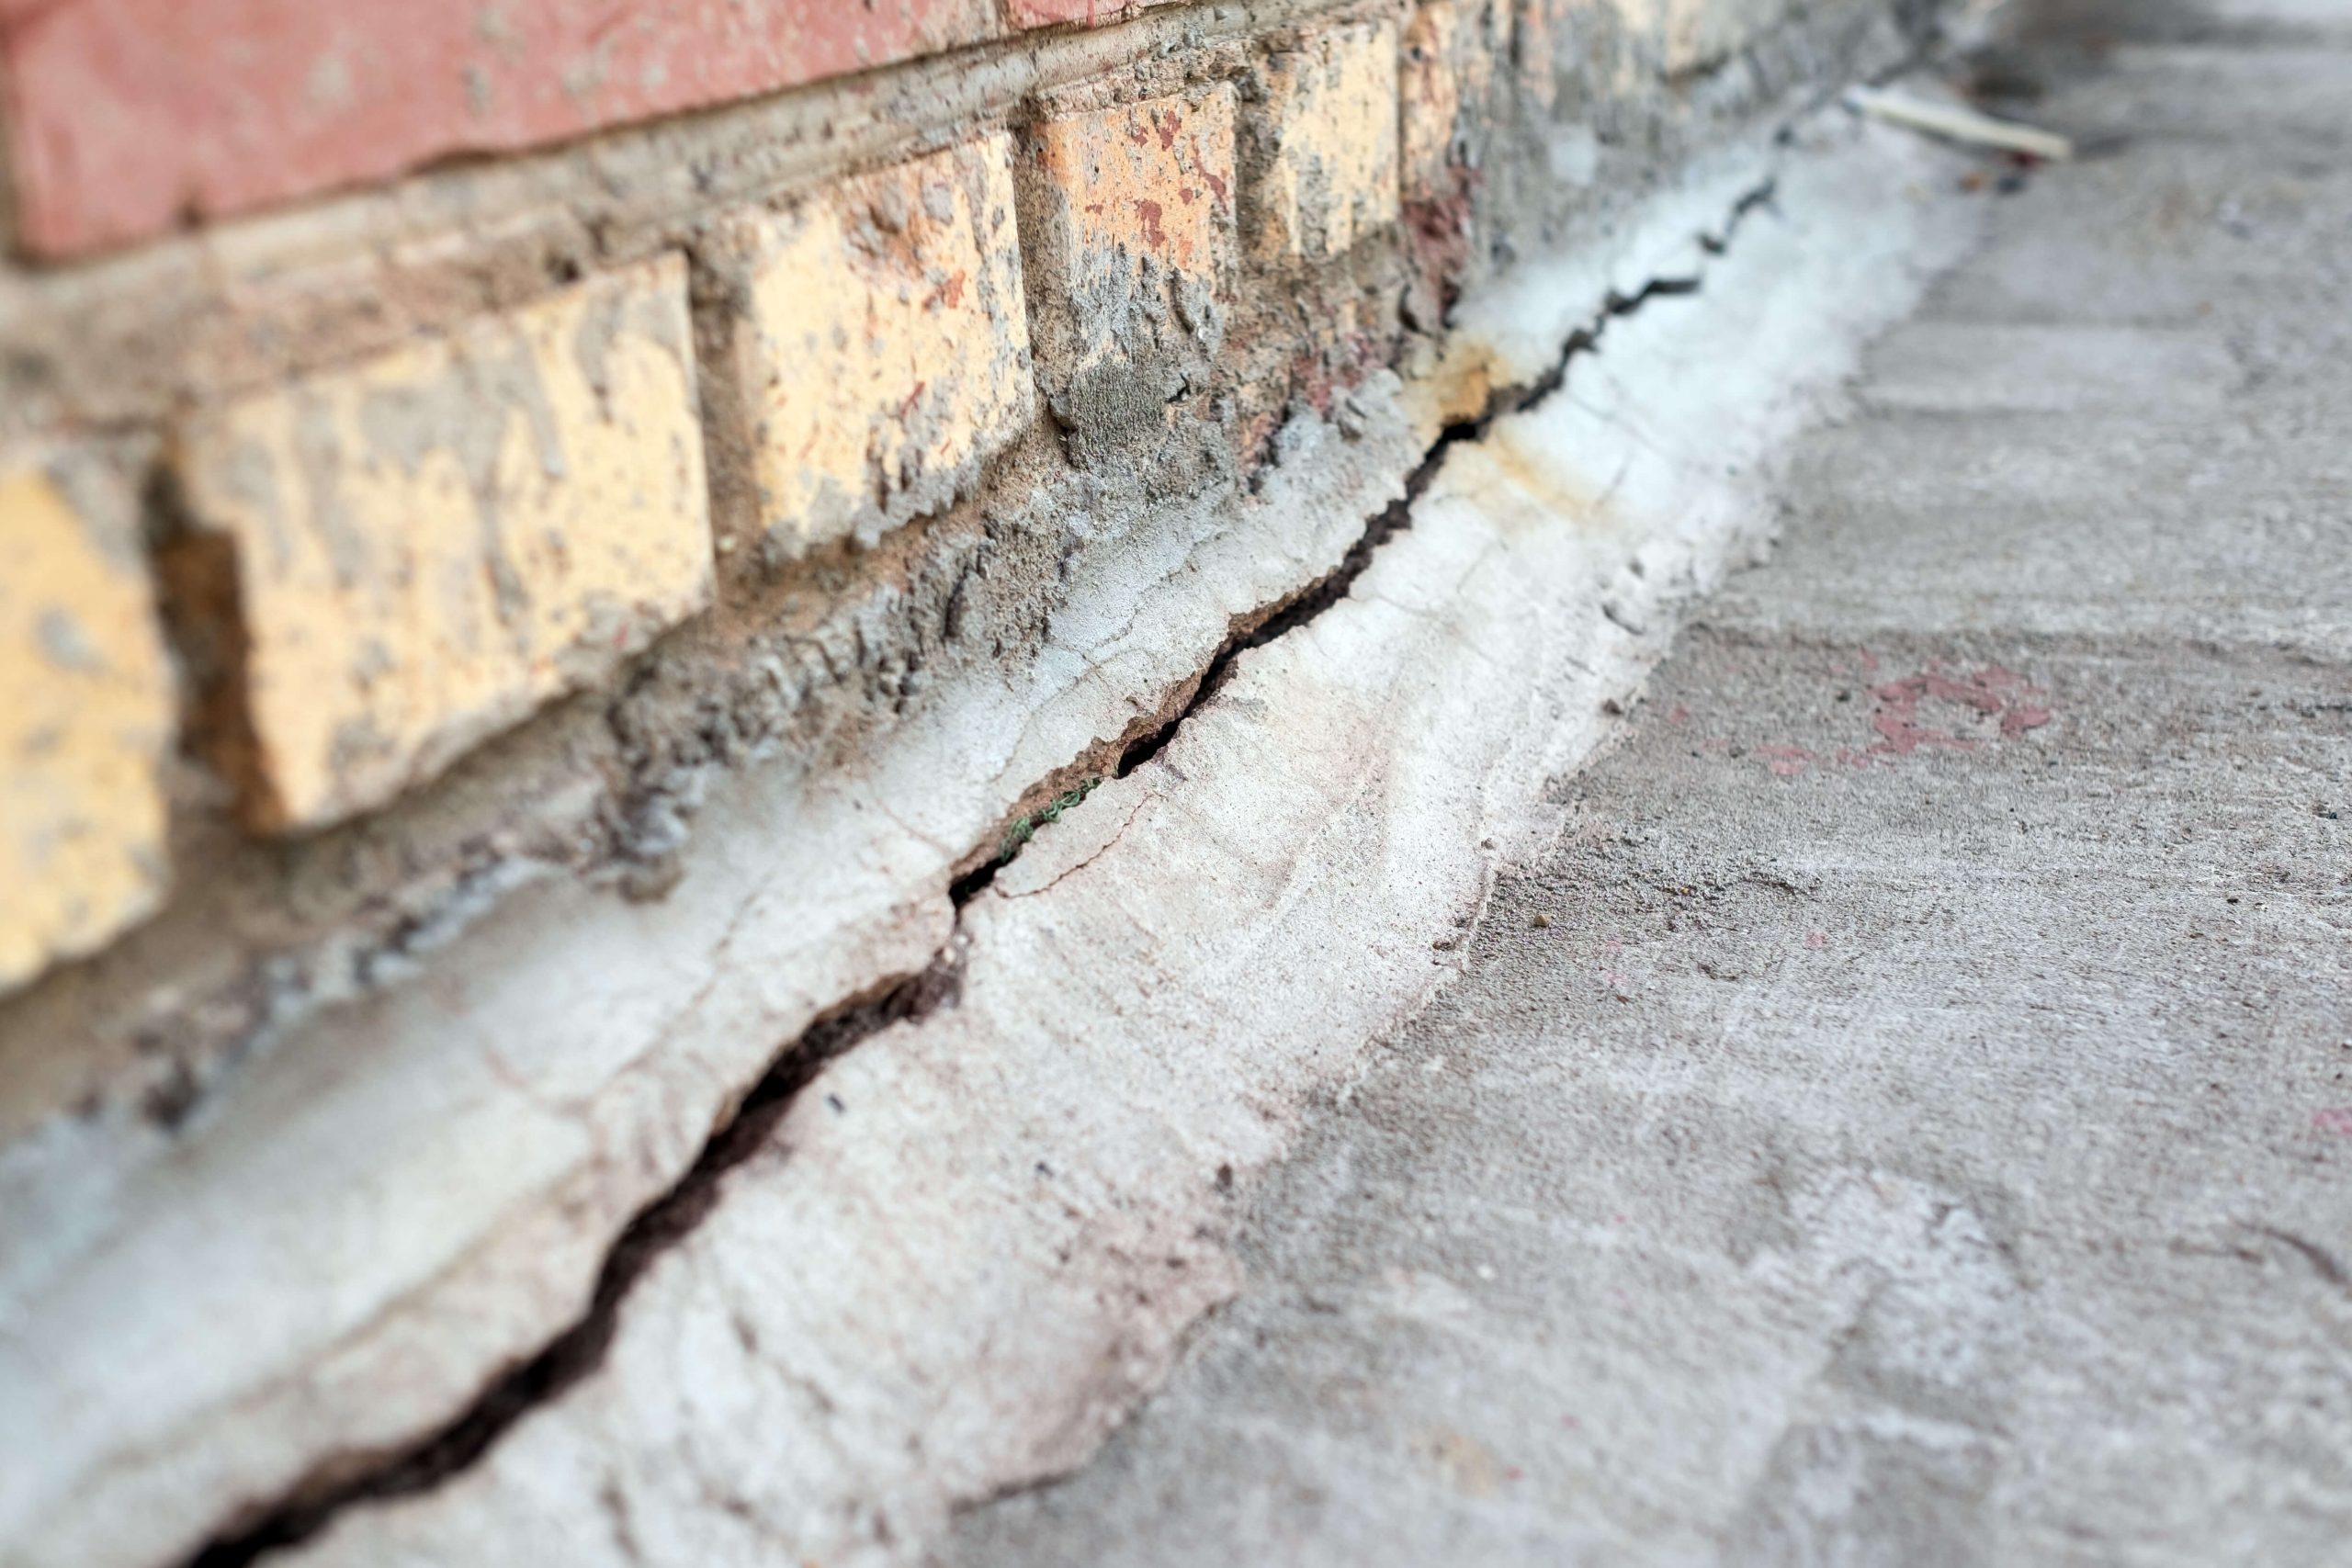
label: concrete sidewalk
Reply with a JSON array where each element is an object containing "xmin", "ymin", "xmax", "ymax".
[{"xmin": 948, "ymin": 5, "xmax": 2352, "ymax": 1564}]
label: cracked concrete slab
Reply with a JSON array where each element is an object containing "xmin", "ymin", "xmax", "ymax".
[
  {"xmin": 0, "ymin": 327, "xmax": 1420, "ymax": 1568},
  {"xmin": 944, "ymin": 6, "xmax": 2352, "ymax": 1564},
  {"xmin": 256, "ymin": 100, "xmax": 1980, "ymax": 1568}
]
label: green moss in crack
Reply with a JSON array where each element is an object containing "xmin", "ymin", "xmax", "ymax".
[{"xmin": 1001, "ymin": 776, "xmax": 1102, "ymax": 860}]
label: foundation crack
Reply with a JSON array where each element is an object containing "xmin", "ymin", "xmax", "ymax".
[
  {"xmin": 181, "ymin": 947, "xmax": 966, "ymax": 1568},
  {"xmin": 172, "ymin": 159, "xmax": 1784, "ymax": 1568},
  {"xmin": 1115, "ymin": 171, "xmax": 1778, "ymax": 781}
]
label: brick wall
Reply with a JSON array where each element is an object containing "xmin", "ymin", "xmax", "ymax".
[
  {"xmin": 4, "ymin": 0, "xmax": 1455, "ymax": 998},
  {"xmin": 0, "ymin": 0, "xmax": 1907, "ymax": 1092}
]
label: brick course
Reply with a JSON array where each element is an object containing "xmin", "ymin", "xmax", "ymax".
[
  {"xmin": 0, "ymin": 0, "xmax": 999, "ymax": 256},
  {"xmin": 0, "ymin": 1, "xmax": 1444, "ymax": 987}
]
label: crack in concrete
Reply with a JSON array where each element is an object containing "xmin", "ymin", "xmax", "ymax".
[
  {"xmin": 1112, "ymin": 178, "xmax": 1773, "ymax": 783},
  {"xmin": 175, "ymin": 164, "xmax": 1786, "ymax": 1568},
  {"xmin": 180, "ymin": 953, "xmax": 965, "ymax": 1568}
]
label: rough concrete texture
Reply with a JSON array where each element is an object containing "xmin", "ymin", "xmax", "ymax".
[
  {"xmin": 948, "ymin": 6, "xmax": 2352, "ymax": 1564},
  {"xmin": 0, "ymin": 335, "xmax": 1424, "ymax": 1568},
  {"xmin": 261, "ymin": 103, "xmax": 1974, "ymax": 1568}
]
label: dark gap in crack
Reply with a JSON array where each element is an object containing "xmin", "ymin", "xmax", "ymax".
[
  {"xmin": 948, "ymin": 850, "xmax": 1005, "ymax": 905},
  {"xmin": 1112, "ymin": 431, "xmax": 1460, "ymax": 780},
  {"xmin": 173, "ymin": 168, "xmax": 1781, "ymax": 1568},
  {"xmin": 1114, "ymin": 177, "xmax": 1770, "ymax": 782},
  {"xmin": 181, "ymin": 946, "xmax": 967, "ymax": 1568},
  {"xmin": 948, "ymin": 775, "xmax": 1108, "ymax": 905},
  {"xmin": 1702, "ymin": 176, "xmax": 1781, "ymax": 253}
]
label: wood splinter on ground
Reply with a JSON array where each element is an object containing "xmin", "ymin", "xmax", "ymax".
[{"xmin": 1846, "ymin": 85, "xmax": 2075, "ymax": 162}]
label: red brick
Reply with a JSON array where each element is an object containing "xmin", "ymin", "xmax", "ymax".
[
  {"xmin": 1006, "ymin": 0, "xmax": 1181, "ymax": 28},
  {"xmin": 0, "ymin": 0, "xmax": 998, "ymax": 257}
]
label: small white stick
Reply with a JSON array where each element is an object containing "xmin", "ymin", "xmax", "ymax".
[{"xmin": 1847, "ymin": 85, "xmax": 2075, "ymax": 162}]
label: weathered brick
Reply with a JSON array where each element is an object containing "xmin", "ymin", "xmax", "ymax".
[
  {"xmin": 1007, "ymin": 0, "xmax": 1182, "ymax": 27},
  {"xmin": 1017, "ymin": 87, "xmax": 1238, "ymax": 457},
  {"xmin": 1515, "ymin": 0, "xmax": 1560, "ymax": 116},
  {"xmin": 711, "ymin": 136, "xmax": 1033, "ymax": 565},
  {"xmin": 1248, "ymin": 21, "xmax": 1402, "ymax": 264},
  {"xmin": 0, "ymin": 459, "xmax": 175, "ymax": 991},
  {"xmin": 172, "ymin": 254, "xmax": 711, "ymax": 832},
  {"xmin": 1654, "ymin": 0, "xmax": 1793, "ymax": 75},
  {"xmin": 0, "ymin": 0, "xmax": 999, "ymax": 257},
  {"xmin": 1401, "ymin": 1, "xmax": 1504, "ymax": 199}
]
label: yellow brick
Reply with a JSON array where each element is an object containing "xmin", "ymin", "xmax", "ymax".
[
  {"xmin": 1019, "ymin": 85, "xmax": 1238, "ymax": 398},
  {"xmin": 715, "ymin": 136, "xmax": 1034, "ymax": 565},
  {"xmin": 1623, "ymin": 0, "xmax": 1790, "ymax": 75},
  {"xmin": 1250, "ymin": 21, "xmax": 1402, "ymax": 263},
  {"xmin": 1519, "ymin": 0, "xmax": 1764, "ymax": 95},
  {"xmin": 174, "ymin": 254, "xmax": 711, "ymax": 831},
  {"xmin": 0, "ymin": 463, "xmax": 175, "ymax": 991},
  {"xmin": 1401, "ymin": 2, "xmax": 1502, "ymax": 199},
  {"xmin": 1516, "ymin": 0, "xmax": 1558, "ymax": 116}
]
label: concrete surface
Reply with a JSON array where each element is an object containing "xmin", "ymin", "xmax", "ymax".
[{"xmin": 946, "ymin": 5, "xmax": 2352, "ymax": 1564}]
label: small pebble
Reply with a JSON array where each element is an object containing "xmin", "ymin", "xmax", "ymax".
[{"xmin": 1531, "ymin": 912, "xmax": 1553, "ymax": 929}]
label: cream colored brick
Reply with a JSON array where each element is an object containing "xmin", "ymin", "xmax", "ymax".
[
  {"xmin": 1643, "ymin": 0, "xmax": 1793, "ymax": 75},
  {"xmin": 715, "ymin": 136, "xmax": 1034, "ymax": 565},
  {"xmin": 1250, "ymin": 21, "xmax": 1402, "ymax": 262},
  {"xmin": 0, "ymin": 461, "xmax": 175, "ymax": 991},
  {"xmin": 1516, "ymin": 0, "xmax": 1558, "ymax": 116},
  {"xmin": 174, "ymin": 254, "xmax": 711, "ymax": 831},
  {"xmin": 1402, "ymin": 2, "xmax": 1503, "ymax": 198},
  {"xmin": 1018, "ymin": 86, "xmax": 1238, "ymax": 401},
  {"xmin": 1521, "ymin": 0, "xmax": 1782, "ymax": 95}
]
